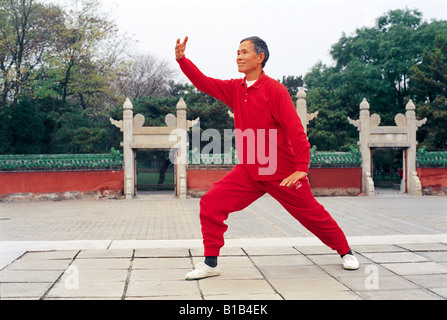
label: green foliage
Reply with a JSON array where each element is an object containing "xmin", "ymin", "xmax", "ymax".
[
  {"xmin": 410, "ymin": 32, "xmax": 447, "ymax": 150},
  {"xmin": 7, "ymin": 99, "xmax": 46, "ymax": 154},
  {"xmin": 279, "ymin": 75, "xmax": 304, "ymax": 99},
  {"xmin": 305, "ymin": 8, "xmax": 447, "ymax": 151}
]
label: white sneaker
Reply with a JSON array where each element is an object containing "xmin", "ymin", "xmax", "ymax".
[
  {"xmin": 185, "ymin": 263, "xmax": 220, "ymax": 280},
  {"xmin": 342, "ymin": 254, "xmax": 360, "ymax": 270}
]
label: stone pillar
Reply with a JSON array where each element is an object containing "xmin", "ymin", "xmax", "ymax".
[
  {"xmin": 358, "ymin": 99, "xmax": 374, "ymax": 196},
  {"xmin": 406, "ymin": 99, "xmax": 425, "ymax": 196},
  {"xmin": 296, "ymin": 88, "xmax": 308, "ymax": 133},
  {"xmin": 123, "ymin": 98, "xmax": 135, "ymax": 199},
  {"xmin": 296, "ymin": 88, "xmax": 319, "ymax": 135},
  {"xmin": 176, "ymin": 98, "xmax": 188, "ymax": 199}
]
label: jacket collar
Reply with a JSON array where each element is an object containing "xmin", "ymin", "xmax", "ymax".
[{"xmin": 241, "ymin": 71, "xmax": 267, "ymax": 89}]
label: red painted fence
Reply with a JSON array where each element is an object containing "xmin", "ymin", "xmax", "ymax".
[{"xmin": 0, "ymin": 170, "xmax": 124, "ymax": 201}]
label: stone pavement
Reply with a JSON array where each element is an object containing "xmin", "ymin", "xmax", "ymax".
[{"xmin": 1, "ymin": 190, "xmax": 447, "ymax": 300}]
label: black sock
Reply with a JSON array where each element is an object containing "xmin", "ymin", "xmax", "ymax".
[
  {"xmin": 204, "ymin": 256, "xmax": 218, "ymax": 268},
  {"xmin": 341, "ymin": 250, "xmax": 353, "ymax": 258}
]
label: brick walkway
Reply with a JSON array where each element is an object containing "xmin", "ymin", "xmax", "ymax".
[
  {"xmin": 1, "ymin": 191, "xmax": 446, "ymax": 241},
  {"xmin": 1, "ymin": 192, "xmax": 447, "ymax": 300}
]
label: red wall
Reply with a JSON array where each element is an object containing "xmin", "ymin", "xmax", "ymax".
[
  {"xmin": 0, "ymin": 170, "xmax": 124, "ymax": 195},
  {"xmin": 187, "ymin": 169, "xmax": 231, "ymax": 192},
  {"xmin": 187, "ymin": 166, "xmax": 362, "ymax": 196},
  {"xmin": 308, "ymin": 168, "xmax": 362, "ymax": 189},
  {"xmin": 417, "ymin": 168, "xmax": 447, "ymax": 194}
]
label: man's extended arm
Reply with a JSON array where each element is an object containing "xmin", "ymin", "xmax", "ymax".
[{"xmin": 175, "ymin": 37, "xmax": 235, "ymax": 108}]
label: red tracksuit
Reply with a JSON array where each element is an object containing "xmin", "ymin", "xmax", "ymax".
[{"xmin": 177, "ymin": 57, "xmax": 351, "ymax": 257}]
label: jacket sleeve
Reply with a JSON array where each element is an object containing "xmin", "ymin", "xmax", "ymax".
[
  {"xmin": 271, "ymin": 87, "xmax": 311, "ymax": 173},
  {"xmin": 177, "ymin": 56, "xmax": 235, "ymax": 108}
]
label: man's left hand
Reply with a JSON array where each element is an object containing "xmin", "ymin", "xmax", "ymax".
[{"xmin": 280, "ymin": 171, "xmax": 307, "ymax": 189}]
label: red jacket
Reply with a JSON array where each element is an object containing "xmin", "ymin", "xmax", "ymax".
[{"xmin": 177, "ymin": 56, "xmax": 310, "ymax": 181}]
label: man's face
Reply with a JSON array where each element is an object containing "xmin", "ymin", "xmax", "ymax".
[{"xmin": 237, "ymin": 41, "xmax": 264, "ymax": 75}]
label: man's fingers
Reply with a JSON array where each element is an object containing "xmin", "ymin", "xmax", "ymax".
[
  {"xmin": 280, "ymin": 179, "xmax": 293, "ymax": 188},
  {"xmin": 183, "ymin": 36, "xmax": 189, "ymax": 46}
]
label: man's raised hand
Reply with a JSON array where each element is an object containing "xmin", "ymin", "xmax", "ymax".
[{"xmin": 175, "ymin": 36, "xmax": 189, "ymax": 60}]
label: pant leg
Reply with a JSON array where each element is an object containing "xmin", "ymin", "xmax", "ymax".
[
  {"xmin": 262, "ymin": 177, "xmax": 351, "ymax": 256},
  {"xmin": 200, "ymin": 165, "xmax": 265, "ymax": 257}
]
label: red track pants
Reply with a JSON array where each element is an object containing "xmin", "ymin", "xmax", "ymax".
[{"xmin": 200, "ymin": 165, "xmax": 351, "ymax": 257}]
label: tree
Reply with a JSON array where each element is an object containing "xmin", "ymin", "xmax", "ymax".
[
  {"xmin": 305, "ymin": 8, "xmax": 447, "ymax": 151},
  {"xmin": 0, "ymin": 0, "xmax": 130, "ymax": 154},
  {"xmin": 304, "ymin": 64, "xmax": 358, "ymax": 151},
  {"xmin": 0, "ymin": 0, "xmax": 56, "ymax": 107},
  {"xmin": 8, "ymin": 98, "xmax": 46, "ymax": 153},
  {"xmin": 279, "ymin": 75, "xmax": 304, "ymax": 99},
  {"xmin": 329, "ymin": 9, "xmax": 428, "ymax": 116},
  {"xmin": 114, "ymin": 54, "xmax": 177, "ymax": 99},
  {"xmin": 410, "ymin": 32, "xmax": 447, "ymax": 150}
]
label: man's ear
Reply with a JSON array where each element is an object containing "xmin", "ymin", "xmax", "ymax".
[{"xmin": 258, "ymin": 52, "xmax": 265, "ymax": 66}]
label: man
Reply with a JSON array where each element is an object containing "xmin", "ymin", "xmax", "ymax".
[{"xmin": 175, "ymin": 36, "xmax": 359, "ymax": 280}]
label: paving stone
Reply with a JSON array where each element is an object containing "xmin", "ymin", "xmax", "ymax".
[
  {"xmin": 47, "ymin": 280, "xmax": 125, "ymax": 298},
  {"xmin": 130, "ymin": 269, "xmax": 191, "ymax": 282},
  {"xmin": 414, "ymin": 251, "xmax": 447, "ymax": 262},
  {"xmin": 135, "ymin": 248, "xmax": 189, "ymax": 258},
  {"xmin": 217, "ymin": 267, "xmax": 264, "ymax": 280},
  {"xmin": 351, "ymin": 244, "xmax": 408, "ymax": 253},
  {"xmin": 403, "ymin": 274, "xmax": 447, "ymax": 288},
  {"xmin": 125, "ymin": 280, "xmax": 200, "ymax": 298},
  {"xmin": 3, "ymin": 259, "xmax": 71, "ymax": 271},
  {"xmin": 306, "ymin": 253, "xmax": 376, "ymax": 266},
  {"xmin": 431, "ymin": 288, "xmax": 447, "ymax": 299},
  {"xmin": 269, "ymin": 278, "xmax": 349, "ymax": 294},
  {"xmin": 294, "ymin": 246, "xmax": 335, "ymax": 255},
  {"xmin": 203, "ymin": 293, "xmax": 282, "ymax": 300},
  {"xmin": 71, "ymin": 258, "xmax": 131, "ymax": 270},
  {"xmin": 397, "ymin": 243, "xmax": 447, "ymax": 251},
  {"xmin": 127, "ymin": 295, "xmax": 202, "ymax": 300},
  {"xmin": 64, "ymin": 269, "xmax": 129, "ymax": 283},
  {"xmin": 0, "ymin": 282, "xmax": 52, "ymax": 299},
  {"xmin": 282, "ymin": 290, "xmax": 362, "ymax": 300},
  {"xmin": 19, "ymin": 251, "xmax": 78, "ymax": 261},
  {"xmin": 76, "ymin": 249, "xmax": 133, "ymax": 259},
  {"xmin": 199, "ymin": 279, "xmax": 275, "ymax": 296},
  {"xmin": 382, "ymin": 262, "xmax": 447, "ymax": 276},
  {"xmin": 0, "ymin": 270, "xmax": 62, "ymax": 283},
  {"xmin": 361, "ymin": 252, "xmax": 429, "ymax": 263},
  {"xmin": 259, "ymin": 265, "xmax": 330, "ymax": 279},
  {"xmin": 320, "ymin": 264, "xmax": 396, "ymax": 278},
  {"xmin": 356, "ymin": 288, "xmax": 443, "ymax": 300},
  {"xmin": 243, "ymin": 246, "xmax": 300, "ymax": 256},
  {"xmin": 250, "ymin": 255, "xmax": 313, "ymax": 267},
  {"xmin": 337, "ymin": 275, "xmax": 420, "ymax": 291},
  {"xmin": 133, "ymin": 258, "xmax": 192, "ymax": 270}
]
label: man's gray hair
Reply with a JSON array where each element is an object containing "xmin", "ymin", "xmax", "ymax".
[{"xmin": 240, "ymin": 36, "xmax": 270, "ymax": 69}]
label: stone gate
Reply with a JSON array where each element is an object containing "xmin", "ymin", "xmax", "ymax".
[
  {"xmin": 348, "ymin": 98, "xmax": 427, "ymax": 196},
  {"xmin": 110, "ymin": 98, "xmax": 198, "ymax": 199}
]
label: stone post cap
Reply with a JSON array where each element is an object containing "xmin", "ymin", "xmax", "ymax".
[
  {"xmin": 360, "ymin": 98, "xmax": 370, "ymax": 110},
  {"xmin": 123, "ymin": 98, "xmax": 133, "ymax": 110},
  {"xmin": 177, "ymin": 98, "xmax": 187, "ymax": 110},
  {"xmin": 406, "ymin": 99, "xmax": 416, "ymax": 111},
  {"xmin": 296, "ymin": 87, "xmax": 306, "ymax": 99}
]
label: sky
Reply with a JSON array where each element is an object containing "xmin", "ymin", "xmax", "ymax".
[{"xmin": 73, "ymin": 0, "xmax": 447, "ymax": 82}]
